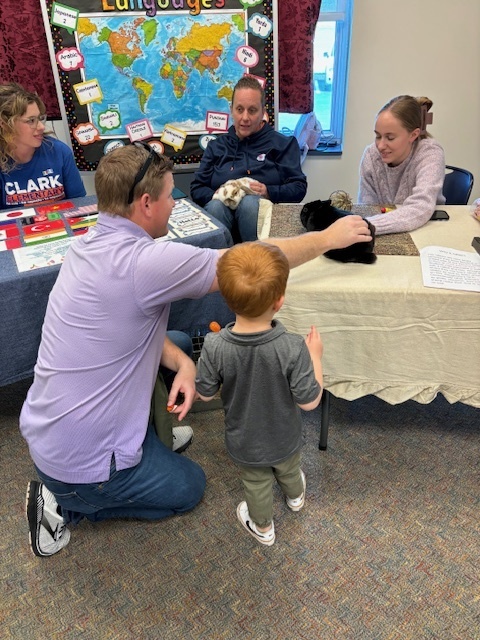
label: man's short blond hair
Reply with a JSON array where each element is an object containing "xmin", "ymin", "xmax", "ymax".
[{"xmin": 95, "ymin": 145, "xmax": 173, "ymax": 217}]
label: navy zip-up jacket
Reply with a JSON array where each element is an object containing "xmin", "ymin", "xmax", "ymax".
[{"xmin": 190, "ymin": 123, "xmax": 307, "ymax": 207}]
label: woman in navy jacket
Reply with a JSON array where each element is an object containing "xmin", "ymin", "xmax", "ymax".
[{"xmin": 190, "ymin": 76, "xmax": 307, "ymax": 242}]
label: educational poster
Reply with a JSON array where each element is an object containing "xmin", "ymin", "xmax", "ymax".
[{"xmin": 40, "ymin": 0, "xmax": 275, "ymax": 170}]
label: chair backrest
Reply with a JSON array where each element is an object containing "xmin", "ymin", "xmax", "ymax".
[{"xmin": 443, "ymin": 165, "xmax": 474, "ymax": 205}]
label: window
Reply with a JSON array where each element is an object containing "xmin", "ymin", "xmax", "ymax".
[{"xmin": 277, "ymin": 0, "xmax": 353, "ymax": 152}]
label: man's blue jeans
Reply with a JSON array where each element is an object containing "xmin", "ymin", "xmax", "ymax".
[
  {"xmin": 35, "ymin": 424, "xmax": 206, "ymax": 524},
  {"xmin": 204, "ymin": 194, "xmax": 260, "ymax": 242},
  {"xmin": 34, "ymin": 330, "xmax": 206, "ymax": 525}
]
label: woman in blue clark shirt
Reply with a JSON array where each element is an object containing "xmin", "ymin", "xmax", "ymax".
[{"xmin": 0, "ymin": 82, "xmax": 86, "ymax": 209}]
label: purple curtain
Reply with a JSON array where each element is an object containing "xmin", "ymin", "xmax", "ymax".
[
  {"xmin": 0, "ymin": 1, "xmax": 61, "ymax": 119},
  {"xmin": 278, "ymin": 0, "xmax": 322, "ymax": 113}
]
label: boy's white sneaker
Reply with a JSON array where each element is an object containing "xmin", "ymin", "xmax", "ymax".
[
  {"xmin": 286, "ymin": 470, "xmax": 306, "ymax": 512},
  {"xmin": 236, "ymin": 501, "xmax": 275, "ymax": 546}
]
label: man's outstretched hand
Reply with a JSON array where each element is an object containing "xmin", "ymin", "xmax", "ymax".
[{"xmin": 323, "ymin": 215, "xmax": 372, "ymax": 251}]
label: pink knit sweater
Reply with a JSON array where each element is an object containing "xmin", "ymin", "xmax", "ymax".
[{"xmin": 358, "ymin": 138, "xmax": 446, "ymax": 235}]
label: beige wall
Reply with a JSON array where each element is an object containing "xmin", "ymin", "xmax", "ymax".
[
  {"xmin": 56, "ymin": 0, "xmax": 480, "ymax": 203},
  {"xmin": 303, "ymin": 0, "xmax": 480, "ymax": 204}
]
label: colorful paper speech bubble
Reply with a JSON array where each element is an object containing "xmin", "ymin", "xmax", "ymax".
[
  {"xmin": 103, "ymin": 140, "xmax": 125, "ymax": 154},
  {"xmin": 235, "ymin": 46, "xmax": 260, "ymax": 68},
  {"xmin": 56, "ymin": 47, "xmax": 84, "ymax": 71},
  {"xmin": 98, "ymin": 109, "xmax": 121, "ymax": 132},
  {"xmin": 161, "ymin": 125, "xmax": 187, "ymax": 152},
  {"xmin": 199, "ymin": 134, "xmax": 217, "ymax": 150},
  {"xmin": 205, "ymin": 111, "xmax": 229, "ymax": 133},
  {"xmin": 248, "ymin": 13, "xmax": 273, "ymax": 39},
  {"xmin": 125, "ymin": 119, "xmax": 154, "ymax": 142},
  {"xmin": 73, "ymin": 79, "xmax": 103, "ymax": 105},
  {"xmin": 148, "ymin": 140, "xmax": 165, "ymax": 155},
  {"xmin": 239, "ymin": 0, "xmax": 263, "ymax": 8},
  {"xmin": 72, "ymin": 123, "xmax": 101, "ymax": 145},
  {"xmin": 51, "ymin": 2, "xmax": 79, "ymax": 35}
]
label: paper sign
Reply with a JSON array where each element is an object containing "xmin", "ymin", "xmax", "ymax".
[
  {"xmin": 235, "ymin": 45, "xmax": 260, "ymax": 68},
  {"xmin": 248, "ymin": 13, "xmax": 273, "ymax": 39},
  {"xmin": 103, "ymin": 140, "xmax": 125, "ymax": 155},
  {"xmin": 206, "ymin": 111, "xmax": 229, "ymax": 133},
  {"xmin": 148, "ymin": 140, "xmax": 165, "ymax": 154},
  {"xmin": 420, "ymin": 246, "xmax": 480, "ymax": 293},
  {"xmin": 161, "ymin": 125, "xmax": 187, "ymax": 152},
  {"xmin": 240, "ymin": 0, "xmax": 263, "ymax": 7},
  {"xmin": 73, "ymin": 79, "xmax": 103, "ymax": 105},
  {"xmin": 126, "ymin": 119, "xmax": 154, "ymax": 142},
  {"xmin": 98, "ymin": 109, "xmax": 121, "ymax": 132},
  {"xmin": 56, "ymin": 47, "xmax": 84, "ymax": 71},
  {"xmin": 73, "ymin": 122, "xmax": 101, "ymax": 145},
  {"xmin": 167, "ymin": 200, "xmax": 219, "ymax": 238},
  {"xmin": 199, "ymin": 134, "xmax": 217, "ymax": 150},
  {"xmin": 51, "ymin": 2, "xmax": 79, "ymax": 34}
]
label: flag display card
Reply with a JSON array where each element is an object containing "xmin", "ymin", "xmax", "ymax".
[
  {"xmin": 35, "ymin": 201, "xmax": 75, "ymax": 215},
  {"xmin": 23, "ymin": 230, "xmax": 69, "ymax": 245},
  {"xmin": 0, "ymin": 237, "xmax": 22, "ymax": 251},
  {"xmin": 0, "ymin": 225, "xmax": 21, "ymax": 240},
  {"xmin": 64, "ymin": 204, "xmax": 98, "ymax": 218},
  {"xmin": 0, "ymin": 208, "xmax": 36, "ymax": 222},
  {"xmin": 23, "ymin": 219, "xmax": 66, "ymax": 237}
]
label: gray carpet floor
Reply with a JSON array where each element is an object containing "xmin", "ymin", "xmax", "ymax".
[{"xmin": 1, "ymin": 379, "xmax": 479, "ymax": 640}]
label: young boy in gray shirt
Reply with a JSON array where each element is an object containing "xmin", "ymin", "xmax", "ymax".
[{"xmin": 195, "ymin": 242, "xmax": 323, "ymax": 546}]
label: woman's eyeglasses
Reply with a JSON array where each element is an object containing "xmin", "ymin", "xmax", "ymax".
[
  {"xmin": 20, "ymin": 115, "xmax": 48, "ymax": 128},
  {"xmin": 127, "ymin": 141, "xmax": 158, "ymax": 205}
]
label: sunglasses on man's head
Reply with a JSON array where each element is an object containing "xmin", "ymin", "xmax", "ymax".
[{"xmin": 127, "ymin": 141, "xmax": 159, "ymax": 205}]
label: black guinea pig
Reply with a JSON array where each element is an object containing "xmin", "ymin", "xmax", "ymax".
[{"xmin": 300, "ymin": 199, "xmax": 377, "ymax": 264}]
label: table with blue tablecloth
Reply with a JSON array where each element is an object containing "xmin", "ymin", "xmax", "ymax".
[{"xmin": 0, "ymin": 195, "xmax": 234, "ymax": 386}]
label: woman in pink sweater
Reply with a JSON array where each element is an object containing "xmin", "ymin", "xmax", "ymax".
[{"xmin": 358, "ymin": 95, "xmax": 445, "ymax": 235}]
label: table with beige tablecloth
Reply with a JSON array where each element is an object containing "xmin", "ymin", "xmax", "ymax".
[{"xmin": 261, "ymin": 204, "xmax": 480, "ymax": 409}]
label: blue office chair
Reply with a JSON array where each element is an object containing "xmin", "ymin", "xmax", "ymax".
[{"xmin": 443, "ymin": 165, "xmax": 474, "ymax": 205}]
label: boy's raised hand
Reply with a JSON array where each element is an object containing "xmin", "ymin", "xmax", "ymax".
[{"xmin": 305, "ymin": 325, "xmax": 323, "ymax": 360}]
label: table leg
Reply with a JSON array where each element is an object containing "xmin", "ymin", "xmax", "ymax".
[{"xmin": 319, "ymin": 389, "xmax": 331, "ymax": 451}]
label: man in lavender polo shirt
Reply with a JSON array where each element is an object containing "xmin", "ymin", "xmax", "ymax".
[{"xmin": 20, "ymin": 142, "xmax": 372, "ymax": 558}]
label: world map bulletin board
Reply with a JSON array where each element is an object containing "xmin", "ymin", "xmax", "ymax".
[{"xmin": 40, "ymin": 0, "xmax": 276, "ymax": 170}]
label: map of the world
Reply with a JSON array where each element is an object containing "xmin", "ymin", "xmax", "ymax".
[{"xmin": 77, "ymin": 13, "xmax": 247, "ymax": 136}]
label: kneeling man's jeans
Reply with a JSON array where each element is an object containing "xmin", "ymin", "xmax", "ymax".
[{"xmin": 36, "ymin": 424, "xmax": 206, "ymax": 525}]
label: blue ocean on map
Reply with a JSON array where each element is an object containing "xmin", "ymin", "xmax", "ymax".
[{"xmin": 77, "ymin": 14, "xmax": 247, "ymax": 136}]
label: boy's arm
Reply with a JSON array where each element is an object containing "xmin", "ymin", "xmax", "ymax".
[
  {"xmin": 297, "ymin": 326, "xmax": 323, "ymax": 411},
  {"xmin": 195, "ymin": 340, "xmax": 221, "ymax": 402},
  {"xmin": 196, "ymin": 392, "xmax": 216, "ymax": 402}
]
